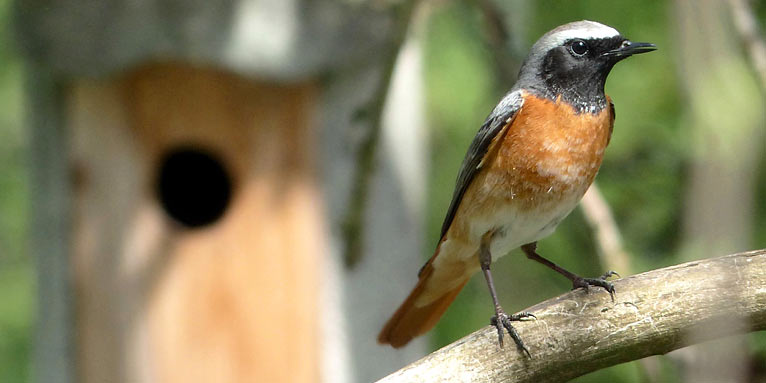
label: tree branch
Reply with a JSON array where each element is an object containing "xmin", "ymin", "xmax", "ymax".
[
  {"xmin": 468, "ymin": 0, "xmax": 521, "ymax": 87},
  {"xmin": 727, "ymin": 0, "xmax": 766, "ymax": 91},
  {"xmin": 581, "ymin": 184, "xmax": 632, "ymax": 274},
  {"xmin": 378, "ymin": 249, "xmax": 766, "ymax": 382},
  {"xmin": 341, "ymin": 0, "xmax": 418, "ymax": 268}
]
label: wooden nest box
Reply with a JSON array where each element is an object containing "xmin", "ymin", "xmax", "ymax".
[{"xmin": 17, "ymin": 1, "xmax": 427, "ymax": 382}]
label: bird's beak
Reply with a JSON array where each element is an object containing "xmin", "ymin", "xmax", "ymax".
[{"xmin": 604, "ymin": 40, "xmax": 656, "ymax": 59}]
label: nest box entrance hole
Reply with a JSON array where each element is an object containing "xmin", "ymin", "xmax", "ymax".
[{"xmin": 155, "ymin": 146, "xmax": 234, "ymax": 228}]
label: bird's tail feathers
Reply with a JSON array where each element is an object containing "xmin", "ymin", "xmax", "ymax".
[{"xmin": 377, "ymin": 247, "xmax": 469, "ymax": 348}]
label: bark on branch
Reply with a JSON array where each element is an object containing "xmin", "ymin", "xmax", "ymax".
[{"xmin": 378, "ymin": 249, "xmax": 766, "ymax": 382}]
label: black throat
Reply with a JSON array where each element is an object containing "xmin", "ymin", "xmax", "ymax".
[
  {"xmin": 516, "ymin": 36, "xmax": 624, "ymax": 114},
  {"xmin": 527, "ymin": 76, "xmax": 608, "ymax": 114}
]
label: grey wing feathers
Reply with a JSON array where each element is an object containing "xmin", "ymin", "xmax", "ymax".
[{"xmin": 438, "ymin": 90, "xmax": 525, "ymax": 238}]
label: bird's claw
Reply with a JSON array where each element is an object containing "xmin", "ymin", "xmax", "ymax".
[
  {"xmin": 490, "ymin": 309, "xmax": 534, "ymax": 357},
  {"xmin": 572, "ymin": 270, "xmax": 619, "ymax": 302}
]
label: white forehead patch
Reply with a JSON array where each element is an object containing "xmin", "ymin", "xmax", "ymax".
[
  {"xmin": 535, "ymin": 21, "xmax": 620, "ymax": 52},
  {"xmin": 552, "ymin": 21, "xmax": 620, "ymax": 41}
]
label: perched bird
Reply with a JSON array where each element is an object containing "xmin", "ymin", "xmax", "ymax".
[{"xmin": 378, "ymin": 20, "xmax": 655, "ymax": 352}]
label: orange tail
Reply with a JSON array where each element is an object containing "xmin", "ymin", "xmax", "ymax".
[{"xmin": 377, "ymin": 258, "xmax": 469, "ymax": 348}]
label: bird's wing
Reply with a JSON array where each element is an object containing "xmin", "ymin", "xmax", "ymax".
[{"xmin": 439, "ymin": 90, "xmax": 525, "ymax": 238}]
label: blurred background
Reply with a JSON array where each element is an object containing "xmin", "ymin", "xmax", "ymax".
[{"xmin": 1, "ymin": 0, "xmax": 765, "ymax": 382}]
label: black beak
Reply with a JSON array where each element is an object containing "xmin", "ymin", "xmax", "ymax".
[{"xmin": 604, "ymin": 40, "xmax": 656, "ymax": 59}]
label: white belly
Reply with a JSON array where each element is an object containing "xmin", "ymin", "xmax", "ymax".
[
  {"xmin": 422, "ymin": 192, "xmax": 583, "ymax": 306},
  {"xmin": 476, "ymin": 195, "xmax": 583, "ymax": 261}
]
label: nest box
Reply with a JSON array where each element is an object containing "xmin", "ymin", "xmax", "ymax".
[{"xmin": 18, "ymin": 1, "xmax": 427, "ymax": 382}]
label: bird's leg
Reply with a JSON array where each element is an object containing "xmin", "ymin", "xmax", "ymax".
[
  {"xmin": 480, "ymin": 232, "xmax": 535, "ymax": 356},
  {"xmin": 521, "ymin": 242, "xmax": 618, "ymax": 301}
]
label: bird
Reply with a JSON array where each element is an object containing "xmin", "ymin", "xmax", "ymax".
[{"xmin": 377, "ymin": 20, "xmax": 655, "ymax": 353}]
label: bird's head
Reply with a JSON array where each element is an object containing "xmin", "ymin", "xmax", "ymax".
[{"xmin": 517, "ymin": 20, "xmax": 656, "ymax": 113}]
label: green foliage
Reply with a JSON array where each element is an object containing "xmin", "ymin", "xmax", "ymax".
[
  {"xmin": 0, "ymin": 266, "xmax": 32, "ymax": 383},
  {"xmin": 0, "ymin": 0, "xmax": 33, "ymax": 381}
]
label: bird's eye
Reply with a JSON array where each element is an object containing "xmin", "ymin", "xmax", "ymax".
[{"xmin": 570, "ymin": 40, "xmax": 588, "ymax": 56}]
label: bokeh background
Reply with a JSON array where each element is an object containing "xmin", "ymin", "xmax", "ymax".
[
  {"xmin": 0, "ymin": 0, "xmax": 30, "ymax": 380},
  {"xmin": 1, "ymin": 0, "xmax": 765, "ymax": 382}
]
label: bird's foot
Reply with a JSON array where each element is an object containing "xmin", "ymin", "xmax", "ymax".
[
  {"xmin": 490, "ymin": 309, "xmax": 536, "ymax": 357},
  {"xmin": 572, "ymin": 270, "xmax": 619, "ymax": 301}
]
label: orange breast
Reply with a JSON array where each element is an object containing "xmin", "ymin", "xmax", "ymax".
[
  {"xmin": 490, "ymin": 92, "xmax": 613, "ymax": 209},
  {"xmin": 467, "ymin": 92, "xmax": 614, "ymax": 215},
  {"xmin": 443, "ymin": 92, "xmax": 614, "ymax": 245}
]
